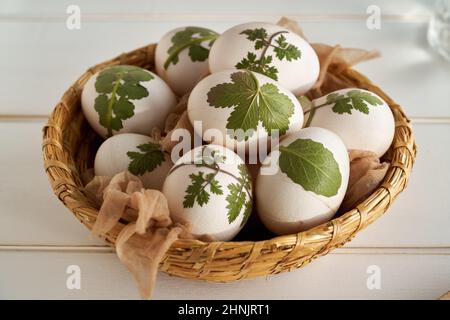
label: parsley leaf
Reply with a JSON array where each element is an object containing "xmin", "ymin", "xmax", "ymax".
[
  {"xmin": 126, "ymin": 142, "xmax": 165, "ymax": 176},
  {"xmin": 207, "ymin": 71, "xmax": 295, "ymax": 139},
  {"xmin": 94, "ymin": 65, "xmax": 153, "ymax": 136},
  {"xmin": 279, "ymin": 139, "xmax": 342, "ymax": 197},
  {"xmin": 164, "ymin": 27, "xmax": 219, "ymax": 69},
  {"xmin": 182, "ymin": 146, "xmax": 226, "ymax": 208},
  {"xmin": 195, "ymin": 147, "xmax": 226, "ymax": 166},
  {"xmin": 235, "ymin": 28, "xmax": 301, "ymax": 80},
  {"xmin": 183, "ymin": 172, "xmax": 223, "ymax": 208},
  {"xmin": 241, "ymin": 28, "xmax": 268, "ymax": 41},
  {"xmin": 226, "ymin": 164, "xmax": 252, "ymax": 225},
  {"xmin": 325, "ymin": 90, "xmax": 383, "ymax": 115},
  {"xmin": 274, "ymin": 37, "xmax": 301, "ymax": 61}
]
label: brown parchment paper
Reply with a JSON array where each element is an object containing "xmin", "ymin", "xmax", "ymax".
[{"xmin": 84, "ymin": 172, "xmax": 193, "ymax": 299}]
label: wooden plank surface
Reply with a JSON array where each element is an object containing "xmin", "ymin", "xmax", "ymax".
[
  {"xmin": 0, "ymin": 0, "xmax": 433, "ymax": 17},
  {"xmin": 2, "ymin": 16, "xmax": 449, "ymax": 118},
  {"xmin": 0, "ymin": 249, "xmax": 449, "ymax": 299}
]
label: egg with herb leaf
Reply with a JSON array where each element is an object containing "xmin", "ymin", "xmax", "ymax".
[
  {"xmin": 209, "ymin": 22, "xmax": 319, "ymax": 95},
  {"xmin": 94, "ymin": 133, "xmax": 172, "ymax": 190},
  {"xmin": 155, "ymin": 26, "xmax": 219, "ymax": 96},
  {"xmin": 162, "ymin": 145, "xmax": 253, "ymax": 241},
  {"xmin": 82, "ymin": 65, "xmax": 177, "ymax": 138},
  {"xmin": 256, "ymin": 127, "xmax": 349, "ymax": 235},
  {"xmin": 301, "ymin": 88, "xmax": 395, "ymax": 157},
  {"xmin": 187, "ymin": 69, "xmax": 303, "ymax": 154}
]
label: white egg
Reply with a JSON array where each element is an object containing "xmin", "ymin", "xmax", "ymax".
[
  {"xmin": 209, "ymin": 22, "xmax": 319, "ymax": 95},
  {"xmin": 162, "ymin": 145, "xmax": 253, "ymax": 241},
  {"xmin": 187, "ymin": 69, "xmax": 304, "ymax": 156},
  {"xmin": 256, "ymin": 127, "xmax": 349, "ymax": 235},
  {"xmin": 155, "ymin": 26, "xmax": 219, "ymax": 96},
  {"xmin": 82, "ymin": 65, "xmax": 177, "ymax": 138},
  {"xmin": 94, "ymin": 133, "xmax": 173, "ymax": 190},
  {"xmin": 302, "ymin": 88, "xmax": 395, "ymax": 157}
]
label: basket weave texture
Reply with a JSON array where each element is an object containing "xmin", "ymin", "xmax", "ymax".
[{"xmin": 42, "ymin": 43, "xmax": 417, "ymax": 282}]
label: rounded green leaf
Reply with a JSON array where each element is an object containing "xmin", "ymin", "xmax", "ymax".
[{"xmin": 279, "ymin": 138, "xmax": 342, "ymax": 197}]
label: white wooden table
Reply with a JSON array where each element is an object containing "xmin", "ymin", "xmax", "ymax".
[{"xmin": 1, "ymin": 0, "xmax": 449, "ymax": 299}]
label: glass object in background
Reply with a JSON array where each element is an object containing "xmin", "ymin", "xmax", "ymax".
[{"xmin": 428, "ymin": 0, "xmax": 450, "ymax": 60}]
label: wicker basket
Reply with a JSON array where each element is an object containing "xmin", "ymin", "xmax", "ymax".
[{"xmin": 42, "ymin": 43, "xmax": 416, "ymax": 282}]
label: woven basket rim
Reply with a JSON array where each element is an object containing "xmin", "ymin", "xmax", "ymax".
[{"xmin": 42, "ymin": 43, "xmax": 417, "ymax": 281}]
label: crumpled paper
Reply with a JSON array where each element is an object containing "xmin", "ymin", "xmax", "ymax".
[
  {"xmin": 340, "ymin": 150, "xmax": 389, "ymax": 212},
  {"xmin": 84, "ymin": 171, "xmax": 194, "ymax": 299},
  {"xmin": 159, "ymin": 93, "xmax": 196, "ymax": 154}
]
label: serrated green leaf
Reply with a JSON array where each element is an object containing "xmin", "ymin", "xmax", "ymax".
[
  {"xmin": 240, "ymin": 28, "xmax": 268, "ymax": 41},
  {"xmin": 188, "ymin": 44, "xmax": 210, "ymax": 62},
  {"xmin": 113, "ymin": 97, "xmax": 135, "ymax": 119},
  {"xmin": 332, "ymin": 97, "xmax": 353, "ymax": 114},
  {"xmin": 117, "ymin": 82, "xmax": 149, "ymax": 100},
  {"xmin": 347, "ymin": 90, "xmax": 383, "ymax": 115},
  {"xmin": 94, "ymin": 94, "xmax": 109, "ymax": 128},
  {"xmin": 258, "ymin": 83, "xmax": 294, "ymax": 135},
  {"xmin": 209, "ymin": 178, "xmax": 223, "ymax": 195},
  {"xmin": 241, "ymin": 199, "xmax": 252, "ymax": 227},
  {"xmin": 183, "ymin": 171, "xmax": 223, "ymax": 208},
  {"xmin": 94, "ymin": 65, "xmax": 153, "ymax": 136},
  {"xmin": 95, "ymin": 73, "xmax": 115, "ymax": 93},
  {"xmin": 275, "ymin": 34, "xmax": 288, "ymax": 48},
  {"xmin": 207, "ymin": 71, "xmax": 294, "ymax": 138},
  {"xmin": 279, "ymin": 138, "xmax": 342, "ymax": 197},
  {"xmin": 195, "ymin": 146, "xmax": 227, "ymax": 167},
  {"xmin": 326, "ymin": 93, "xmax": 340, "ymax": 103},
  {"xmin": 226, "ymin": 183, "xmax": 247, "ymax": 223},
  {"xmin": 255, "ymin": 40, "xmax": 265, "ymax": 50},
  {"xmin": 235, "ymin": 28, "xmax": 301, "ymax": 80},
  {"xmin": 225, "ymin": 164, "xmax": 252, "ymax": 225},
  {"xmin": 126, "ymin": 142, "xmax": 165, "ymax": 176},
  {"xmin": 322, "ymin": 90, "xmax": 383, "ymax": 116},
  {"xmin": 165, "ymin": 27, "xmax": 219, "ymax": 69}
]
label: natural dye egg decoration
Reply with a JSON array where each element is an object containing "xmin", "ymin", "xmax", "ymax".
[
  {"xmin": 155, "ymin": 26, "xmax": 219, "ymax": 96},
  {"xmin": 301, "ymin": 88, "xmax": 395, "ymax": 157},
  {"xmin": 94, "ymin": 133, "xmax": 172, "ymax": 190},
  {"xmin": 256, "ymin": 127, "xmax": 349, "ymax": 235},
  {"xmin": 162, "ymin": 145, "xmax": 253, "ymax": 241},
  {"xmin": 187, "ymin": 69, "xmax": 303, "ymax": 153},
  {"xmin": 209, "ymin": 22, "xmax": 320, "ymax": 95},
  {"xmin": 81, "ymin": 65, "xmax": 177, "ymax": 138}
]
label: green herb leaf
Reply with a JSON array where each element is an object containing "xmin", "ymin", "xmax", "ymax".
[
  {"xmin": 164, "ymin": 27, "xmax": 219, "ymax": 69},
  {"xmin": 347, "ymin": 90, "xmax": 383, "ymax": 114},
  {"xmin": 126, "ymin": 142, "xmax": 165, "ymax": 176},
  {"xmin": 207, "ymin": 71, "xmax": 295, "ymax": 138},
  {"xmin": 183, "ymin": 172, "xmax": 223, "ymax": 208},
  {"xmin": 196, "ymin": 147, "xmax": 226, "ymax": 166},
  {"xmin": 325, "ymin": 90, "xmax": 383, "ymax": 115},
  {"xmin": 225, "ymin": 164, "xmax": 252, "ymax": 225},
  {"xmin": 94, "ymin": 65, "xmax": 153, "ymax": 136},
  {"xmin": 241, "ymin": 28, "xmax": 268, "ymax": 41},
  {"xmin": 188, "ymin": 44, "xmax": 210, "ymax": 62},
  {"xmin": 273, "ymin": 34, "xmax": 301, "ymax": 61},
  {"xmin": 182, "ymin": 147, "xmax": 227, "ymax": 208},
  {"xmin": 226, "ymin": 183, "xmax": 247, "ymax": 223},
  {"xmin": 235, "ymin": 52, "xmax": 279, "ymax": 81},
  {"xmin": 279, "ymin": 139, "xmax": 342, "ymax": 197},
  {"xmin": 235, "ymin": 28, "xmax": 301, "ymax": 80},
  {"xmin": 332, "ymin": 96, "xmax": 353, "ymax": 114}
]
